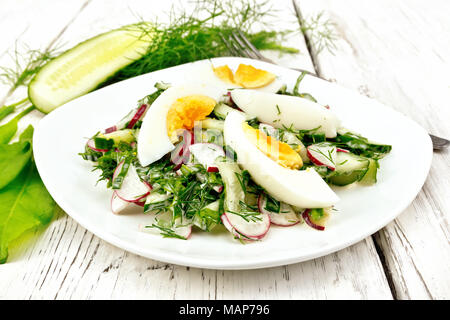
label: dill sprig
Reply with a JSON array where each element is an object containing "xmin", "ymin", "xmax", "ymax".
[
  {"xmin": 296, "ymin": 11, "xmax": 338, "ymax": 55},
  {"xmin": 0, "ymin": 42, "xmax": 59, "ymax": 105}
]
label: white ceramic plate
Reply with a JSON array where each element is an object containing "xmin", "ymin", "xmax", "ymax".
[{"xmin": 33, "ymin": 57, "xmax": 432, "ymax": 270}]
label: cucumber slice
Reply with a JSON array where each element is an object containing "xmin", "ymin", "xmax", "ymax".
[
  {"xmin": 213, "ymin": 103, "xmax": 254, "ymax": 121},
  {"xmin": 97, "ymin": 129, "xmax": 135, "ymax": 145},
  {"xmin": 194, "ymin": 128, "xmax": 224, "ymax": 146},
  {"xmin": 359, "ymin": 158, "xmax": 378, "ymax": 185},
  {"xmin": 199, "ymin": 118, "xmax": 224, "ymax": 131},
  {"xmin": 328, "ymin": 152, "xmax": 369, "ymax": 186},
  {"xmin": 216, "ymin": 159, "xmax": 245, "ymax": 212},
  {"xmin": 29, "ymin": 24, "xmax": 152, "ymax": 113}
]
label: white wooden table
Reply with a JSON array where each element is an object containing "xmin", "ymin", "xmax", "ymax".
[{"xmin": 0, "ymin": 0, "xmax": 449, "ymax": 300}]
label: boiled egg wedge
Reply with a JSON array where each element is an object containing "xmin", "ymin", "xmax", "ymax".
[
  {"xmin": 230, "ymin": 89, "xmax": 341, "ymax": 138},
  {"xmin": 224, "ymin": 111, "xmax": 339, "ymax": 208},
  {"xmin": 185, "ymin": 62, "xmax": 284, "ymax": 93},
  {"xmin": 137, "ymin": 84, "xmax": 223, "ymax": 166}
]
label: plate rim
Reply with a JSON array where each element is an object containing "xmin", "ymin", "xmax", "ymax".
[{"xmin": 33, "ymin": 57, "xmax": 433, "ymax": 270}]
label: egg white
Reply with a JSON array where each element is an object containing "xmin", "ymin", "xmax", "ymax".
[
  {"xmin": 230, "ymin": 89, "xmax": 341, "ymax": 138},
  {"xmin": 137, "ymin": 84, "xmax": 223, "ymax": 167}
]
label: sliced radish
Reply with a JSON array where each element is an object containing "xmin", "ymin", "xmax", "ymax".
[
  {"xmin": 134, "ymin": 201, "xmax": 145, "ymax": 207},
  {"xmin": 213, "ymin": 185, "xmax": 223, "ymax": 193},
  {"xmin": 127, "ymin": 104, "xmax": 148, "ymax": 129},
  {"xmin": 221, "ymin": 214, "xmax": 244, "ymax": 239},
  {"xmin": 258, "ymin": 195, "xmax": 300, "ymax": 227},
  {"xmin": 113, "ymin": 161, "xmax": 151, "ymax": 203},
  {"xmin": 336, "ymin": 148, "xmax": 349, "ymax": 153},
  {"xmin": 307, "ymin": 143, "xmax": 337, "ymax": 171},
  {"xmin": 189, "ymin": 143, "xmax": 225, "ymax": 171},
  {"xmin": 170, "ymin": 129, "xmax": 194, "ymax": 168},
  {"xmin": 223, "ymin": 211, "xmax": 270, "ymax": 240},
  {"xmin": 104, "ymin": 125, "xmax": 117, "ymax": 134},
  {"xmin": 302, "ymin": 209, "xmax": 325, "ymax": 231},
  {"xmin": 87, "ymin": 139, "xmax": 109, "ymax": 152}
]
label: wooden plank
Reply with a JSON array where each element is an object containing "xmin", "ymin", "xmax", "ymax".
[
  {"xmin": 297, "ymin": 0, "xmax": 450, "ymax": 299},
  {"xmin": 0, "ymin": 0, "xmax": 393, "ymax": 299}
]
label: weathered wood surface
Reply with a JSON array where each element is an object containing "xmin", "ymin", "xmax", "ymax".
[
  {"xmin": 298, "ymin": 0, "xmax": 450, "ymax": 299},
  {"xmin": 0, "ymin": 0, "xmax": 448, "ymax": 299}
]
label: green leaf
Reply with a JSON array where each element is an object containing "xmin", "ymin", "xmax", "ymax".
[
  {"xmin": 0, "ymin": 160, "xmax": 56, "ymax": 264},
  {"xmin": 0, "ymin": 106, "xmax": 34, "ymax": 144},
  {"xmin": 0, "ymin": 125, "xmax": 34, "ymax": 189},
  {"xmin": 0, "ymin": 105, "xmax": 15, "ymax": 122}
]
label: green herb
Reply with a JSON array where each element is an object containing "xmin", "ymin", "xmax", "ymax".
[
  {"xmin": 145, "ymin": 224, "xmax": 187, "ymax": 240},
  {"xmin": 330, "ymin": 132, "xmax": 392, "ymax": 159},
  {"xmin": 193, "ymin": 207, "xmax": 220, "ymax": 232},
  {"xmin": 0, "ymin": 43, "xmax": 58, "ymax": 106},
  {"xmin": 264, "ymin": 194, "xmax": 281, "ymax": 213},
  {"xmin": 276, "ymin": 104, "xmax": 281, "ymax": 115},
  {"xmin": 296, "ymin": 11, "xmax": 338, "ymax": 55},
  {"xmin": 281, "ymin": 72, "xmax": 318, "ymax": 102},
  {"xmin": 228, "ymin": 210, "xmax": 262, "ymax": 223}
]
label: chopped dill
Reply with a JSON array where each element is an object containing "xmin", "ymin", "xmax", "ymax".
[{"xmin": 145, "ymin": 224, "xmax": 187, "ymax": 240}]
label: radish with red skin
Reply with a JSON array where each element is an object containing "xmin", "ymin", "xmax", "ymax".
[
  {"xmin": 223, "ymin": 210, "xmax": 270, "ymax": 240},
  {"xmin": 307, "ymin": 143, "xmax": 337, "ymax": 171},
  {"xmin": 336, "ymin": 148, "xmax": 349, "ymax": 153},
  {"xmin": 302, "ymin": 209, "xmax": 325, "ymax": 231},
  {"xmin": 87, "ymin": 139, "xmax": 109, "ymax": 152},
  {"xmin": 189, "ymin": 143, "xmax": 225, "ymax": 171},
  {"xmin": 112, "ymin": 161, "xmax": 151, "ymax": 203},
  {"xmin": 126, "ymin": 104, "xmax": 148, "ymax": 129},
  {"xmin": 221, "ymin": 214, "xmax": 258, "ymax": 241},
  {"xmin": 111, "ymin": 191, "xmax": 129, "ymax": 214},
  {"xmin": 111, "ymin": 191, "xmax": 145, "ymax": 214},
  {"xmin": 104, "ymin": 125, "xmax": 117, "ymax": 134},
  {"xmin": 258, "ymin": 195, "xmax": 300, "ymax": 227},
  {"xmin": 170, "ymin": 129, "xmax": 194, "ymax": 168}
]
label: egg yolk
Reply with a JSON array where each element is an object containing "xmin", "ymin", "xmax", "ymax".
[
  {"xmin": 234, "ymin": 64, "xmax": 276, "ymax": 88},
  {"xmin": 212, "ymin": 64, "xmax": 276, "ymax": 88},
  {"xmin": 242, "ymin": 123, "xmax": 303, "ymax": 169},
  {"xmin": 166, "ymin": 95, "xmax": 216, "ymax": 142}
]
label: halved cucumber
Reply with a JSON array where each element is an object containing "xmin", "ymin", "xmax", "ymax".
[
  {"xmin": 328, "ymin": 152, "xmax": 369, "ymax": 186},
  {"xmin": 29, "ymin": 24, "xmax": 153, "ymax": 113}
]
